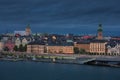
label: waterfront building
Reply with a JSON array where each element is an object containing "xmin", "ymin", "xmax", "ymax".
[
  {"xmin": 47, "ymin": 46, "xmax": 74, "ymax": 54},
  {"xmin": 90, "ymin": 40, "xmax": 107, "ymax": 54},
  {"xmin": 25, "ymin": 24, "xmax": 31, "ymax": 36},
  {"xmin": 74, "ymin": 41, "xmax": 90, "ymax": 52},
  {"xmin": 22, "ymin": 38, "xmax": 28, "ymax": 46},
  {"xmin": 15, "ymin": 38, "xmax": 21, "ymax": 48},
  {"xmin": 47, "ymin": 42, "xmax": 74, "ymax": 54},
  {"xmin": 107, "ymin": 44, "xmax": 120, "ymax": 55},
  {"xmin": 27, "ymin": 41, "xmax": 45, "ymax": 54},
  {"xmin": 0, "ymin": 42, "xmax": 4, "ymax": 51},
  {"xmin": 97, "ymin": 24, "xmax": 103, "ymax": 40},
  {"xmin": 107, "ymin": 40, "xmax": 120, "ymax": 55},
  {"xmin": 5, "ymin": 40, "xmax": 15, "ymax": 51}
]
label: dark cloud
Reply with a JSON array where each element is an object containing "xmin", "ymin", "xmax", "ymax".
[{"xmin": 0, "ymin": 0, "xmax": 120, "ymax": 35}]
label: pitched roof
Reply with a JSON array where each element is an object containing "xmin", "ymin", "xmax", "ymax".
[
  {"xmin": 91, "ymin": 39, "xmax": 107, "ymax": 43},
  {"xmin": 28, "ymin": 40, "xmax": 45, "ymax": 45}
]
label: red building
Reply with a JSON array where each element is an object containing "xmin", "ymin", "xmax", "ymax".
[{"xmin": 5, "ymin": 40, "xmax": 15, "ymax": 51}]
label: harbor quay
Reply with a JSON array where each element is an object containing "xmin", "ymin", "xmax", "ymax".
[{"xmin": 0, "ymin": 51, "xmax": 120, "ymax": 67}]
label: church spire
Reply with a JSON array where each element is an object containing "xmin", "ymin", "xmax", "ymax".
[
  {"xmin": 97, "ymin": 24, "xmax": 103, "ymax": 40},
  {"xmin": 26, "ymin": 24, "xmax": 30, "ymax": 29},
  {"xmin": 25, "ymin": 24, "xmax": 31, "ymax": 36},
  {"xmin": 97, "ymin": 24, "xmax": 103, "ymax": 32}
]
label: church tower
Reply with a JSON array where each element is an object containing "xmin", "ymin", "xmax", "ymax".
[
  {"xmin": 97, "ymin": 24, "xmax": 103, "ymax": 40},
  {"xmin": 25, "ymin": 24, "xmax": 31, "ymax": 36}
]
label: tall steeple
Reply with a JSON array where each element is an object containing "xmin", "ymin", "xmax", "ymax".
[
  {"xmin": 25, "ymin": 24, "xmax": 31, "ymax": 36},
  {"xmin": 26, "ymin": 24, "xmax": 30, "ymax": 29},
  {"xmin": 97, "ymin": 24, "xmax": 103, "ymax": 40}
]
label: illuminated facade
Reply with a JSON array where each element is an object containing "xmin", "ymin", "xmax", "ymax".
[
  {"xmin": 27, "ymin": 41, "xmax": 45, "ymax": 54},
  {"xmin": 74, "ymin": 42, "xmax": 90, "ymax": 52},
  {"xmin": 90, "ymin": 40, "xmax": 107, "ymax": 54},
  {"xmin": 47, "ymin": 46, "xmax": 74, "ymax": 54},
  {"xmin": 0, "ymin": 42, "xmax": 4, "ymax": 51}
]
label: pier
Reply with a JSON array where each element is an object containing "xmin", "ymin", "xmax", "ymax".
[{"xmin": 0, "ymin": 51, "xmax": 120, "ymax": 67}]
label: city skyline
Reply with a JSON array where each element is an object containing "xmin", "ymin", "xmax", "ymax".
[{"xmin": 0, "ymin": 0, "xmax": 120, "ymax": 35}]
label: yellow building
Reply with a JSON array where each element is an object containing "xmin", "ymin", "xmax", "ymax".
[
  {"xmin": 47, "ymin": 45, "xmax": 74, "ymax": 54},
  {"xmin": 74, "ymin": 42, "xmax": 90, "ymax": 52},
  {"xmin": 0, "ymin": 42, "xmax": 4, "ymax": 51},
  {"xmin": 90, "ymin": 40, "xmax": 107, "ymax": 54},
  {"xmin": 27, "ymin": 41, "xmax": 45, "ymax": 54}
]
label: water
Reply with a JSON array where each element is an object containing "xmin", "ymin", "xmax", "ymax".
[{"xmin": 0, "ymin": 61, "xmax": 120, "ymax": 80}]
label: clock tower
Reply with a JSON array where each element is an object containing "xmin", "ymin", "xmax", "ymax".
[
  {"xmin": 97, "ymin": 24, "xmax": 103, "ymax": 40},
  {"xmin": 25, "ymin": 24, "xmax": 31, "ymax": 36}
]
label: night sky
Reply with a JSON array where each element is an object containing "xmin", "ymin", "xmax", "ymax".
[{"xmin": 0, "ymin": 0, "xmax": 120, "ymax": 35}]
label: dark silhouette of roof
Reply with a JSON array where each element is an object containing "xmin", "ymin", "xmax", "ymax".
[
  {"xmin": 91, "ymin": 39, "xmax": 107, "ymax": 43},
  {"xmin": 28, "ymin": 40, "xmax": 45, "ymax": 45}
]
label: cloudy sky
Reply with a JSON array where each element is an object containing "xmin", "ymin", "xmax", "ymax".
[{"xmin": 0, "ymin": 0, "xmax": 120, "ymax": 35}]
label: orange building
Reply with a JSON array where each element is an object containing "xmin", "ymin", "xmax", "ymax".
[
  {"xmin": 27, "ymin": 41, "xmax": 45, "ymax": 54},
  {"xmin": 47, "ymin": 45, "xmax": 74, "ymax": 54},
  {"xmin": 0, "ymin": 42, "xmax": 4, "ymax": 51},
  {"xmin": 74, "ymin": 42, "xmax": 90, "ymax": 52}
]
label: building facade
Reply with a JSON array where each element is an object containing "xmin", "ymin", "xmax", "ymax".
[
  {"xmin": 0, "ymin": 42, "xmax": 4, "ymax": 51},
  {"xmin": 74, "ymin": 42, "xmax": 90, "ymax": 52},
  {"xmin": 107, "ymin": 44, "xmax": 120, "ymax": 55},
  {"xmin": 5, "ymin": 40, "xmax": 15, "ymax": 51},
  {"xmin": 14, "ymin": 31, "xmax": 26, "ymax": 36},
  {"xmin": 90, "ymin": 40, "xmax": 107, "ymax": 54},
  {"xmin": 15, "ymin": 38, "xmax": 21, "ymax": 48},
  {"xmin": 47, "ymin": 46, "xmax": 74, "ymax": 54},
  {"xmin": 22, "ymin": 38, "xmax": 28, "ymax": 46},
  {"xmin": 27, "ymin": 45, "xmax": 44, "ymax": 54},
  {"xmin": 27, "ymin": 41, "xmax": 44, "ymax": 54}
]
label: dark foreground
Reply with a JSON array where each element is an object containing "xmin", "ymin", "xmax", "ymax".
[{"xmin": 0, "ymin": 61, "xmax": 120, "ymax": 80}]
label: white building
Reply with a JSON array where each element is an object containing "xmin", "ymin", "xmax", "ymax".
[
  {"xmin": 14, "ymin": 31, "xmax": 26, "ymax": 36},
  {"xmin": 15, "ymin": 38, "xmax": 21, "ymax": 47},
  {"xmin": 22, "ymin": 38, "xmax": 28, "ymax": 46},
  {"xmin": 107, "ymin": 44, "xmax": 120, "ymax": 55}
]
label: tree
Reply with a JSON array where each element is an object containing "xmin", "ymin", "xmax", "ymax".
[
  {"xmin": 79, "ymin": 48, "xmax": 86, "ymax": 54},
  {"xmin": 4, "ymin": 46, "xmax": 9, "ymax": 51},
  {"xmin": 14, "ymin": 45, "xmax": 18, "ymax": 51},
  {"xmin": 23, "ymin": 44, "xmax": 27, "ymax": 52},
  {"xmin": 74, "ymin": 47, "xmax": 79, "ymax": 54},
  {"xmin": 19, "ymin": 44, "xmax": 24, "ymax": 52}
]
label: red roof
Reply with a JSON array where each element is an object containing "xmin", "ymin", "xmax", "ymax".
[{"xmin": 82, "ymin": 36, "xmax": 92, "ymax": 39}]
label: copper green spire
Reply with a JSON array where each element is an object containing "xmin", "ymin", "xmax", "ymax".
[
  {"xmin": 97, "ymin": 24, "xmax": 103, "ymax": 32},
  {"xmin": 26, "ymin": 24, "xmax": 30, "ymax": 29}
]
